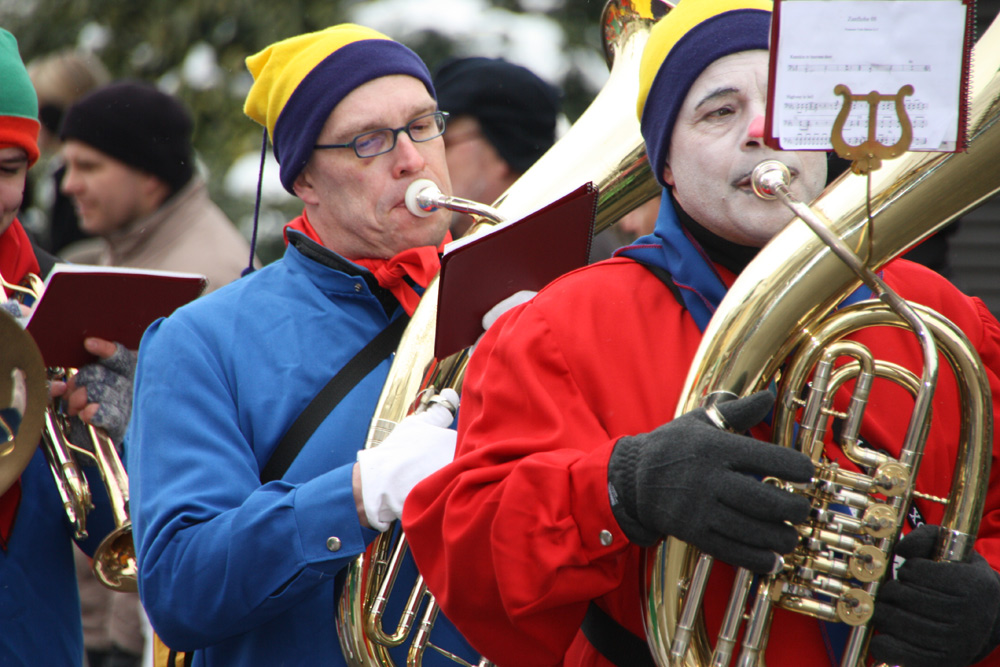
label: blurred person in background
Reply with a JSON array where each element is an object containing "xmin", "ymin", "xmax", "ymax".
[
  {"xmin": 58, "ymin": 80, "xmax": 256, "ymax": 293},
  {"xmin": 57, "ymin": 79, "xmax": 257, "ymax": 667},
  {"xmin": 433, "ymin": 56, "xmax": 561, "ymax": 238},
  {"xmin": 25, "ymin": 48, "xmax": 110, "ymax": 255}
]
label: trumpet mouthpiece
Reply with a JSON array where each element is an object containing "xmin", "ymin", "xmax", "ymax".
[{"xmin": 405, "ymin": 179, "xmax": 442, "ymax": 217}]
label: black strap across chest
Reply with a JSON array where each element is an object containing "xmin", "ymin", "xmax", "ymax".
[{"xmin": 259, "ymin": 315, "xmax": 408, "ymax": 483}]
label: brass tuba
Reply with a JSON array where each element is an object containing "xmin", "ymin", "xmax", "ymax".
[
  {"xmin": 643, "ymin": 12, "xmax": 1000, "ymax": 667},
  {"xmin": 0, "ymin": 278, "xmax": 138, "ymax": 592},
  {"xmin": 336, "ymin": 1, "xmax": 666, "ymax": 664}
]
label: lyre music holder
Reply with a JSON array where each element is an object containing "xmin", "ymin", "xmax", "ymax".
[{"xmin": 830, "ymin": 84, "xmax": 915, "ymax": 175}]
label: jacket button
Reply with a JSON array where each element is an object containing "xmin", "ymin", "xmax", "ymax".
[
  {"xmin": 326, "ymin": 537, "xmax": 342, "ymax": 552},
  {"xmin": 599, "ymin": 530, "xmax": 613, "ymax": 546},
  {"xmin": 354, "ymin": 283, "xmax": 362, "ymax": 292}
]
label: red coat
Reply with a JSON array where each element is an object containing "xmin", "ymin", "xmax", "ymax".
[{"xmin": 404, "ymin": 256, "xmax": 1000, "ymax": 667}]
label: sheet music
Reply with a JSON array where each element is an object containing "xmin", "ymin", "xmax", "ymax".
[{"xmin": 771, "ymin": 0, "xmax": 968, "ymax": 152}]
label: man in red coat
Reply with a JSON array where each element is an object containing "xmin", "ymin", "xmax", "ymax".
[{"xmin": 403, "ymin": 1, "xmax": 1000, "ymax": 666}]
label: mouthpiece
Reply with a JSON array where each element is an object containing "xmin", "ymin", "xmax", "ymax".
[
  {"xmin": 751, "ymin": 160, "xmax": 791, "ymax": 200},
  {"xmin": 404, "ymin": 179, "xmax": 506, "ymax": 224},
  {"xmin": 405, "ymin": 179, "xmax": 443, "ymax": 217}
]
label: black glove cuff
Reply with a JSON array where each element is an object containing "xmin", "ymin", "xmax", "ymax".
[
  {"xmin": 608, "ymin": 436, "xmax": 659, "ymax": 546},
  {"xmin": 974, "ymin": 568, "xmax": 1000, "ymax": 663},
  {"xmin": 608, "ymin": 436, "xmax": 641, "ymax": 516},
  {"xmin": 609, "ymin": 498, "xmax": 659, "ymax": 547}
]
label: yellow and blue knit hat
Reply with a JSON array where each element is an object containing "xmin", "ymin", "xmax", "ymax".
[
  {"xmin": 0, "ymin": 29, "xmax": 40, "ymax": 167},
  {"xmin": 244, "ymin": 24, "xmax": 435, "ymax": 194},
  {"xmin": 637, "ymin": 0, "xmax": 772, "ymax": 187}
]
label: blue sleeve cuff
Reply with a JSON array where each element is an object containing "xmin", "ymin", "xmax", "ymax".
[{"xmin": 293, "ymin": 462, "xmax": 371, "ymax": 570}]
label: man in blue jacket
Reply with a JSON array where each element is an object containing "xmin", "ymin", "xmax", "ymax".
[{"xmin": 127, "ymin": 24, "xmax": 474, "ymax": 666}]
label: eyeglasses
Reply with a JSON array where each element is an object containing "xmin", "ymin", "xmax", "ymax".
[{"xmin": 314, "ymin": 111, "xmax": 449, "ymax": 158}]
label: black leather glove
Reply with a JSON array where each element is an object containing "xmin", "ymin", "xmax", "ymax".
[
  {"xmin": 871, "ymin": 523, "xmax": 1000, "ymax": 667},
  {"xmin": 607, "ymin": 391, "xmax": 815, "ymax": 573},
  {"xmin": 70, "ymin": 343, "xmax": 137, "ymax": 445}
]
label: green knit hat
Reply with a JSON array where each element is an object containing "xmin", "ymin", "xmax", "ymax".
[{"xmin": 0, "ymin": 29, "xmax": 40, "ymax": 166}]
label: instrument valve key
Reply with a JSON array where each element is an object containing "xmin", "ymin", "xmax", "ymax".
[{"xmin": 872, "ymin": 461, "xmax": 909, "ymax": 497}]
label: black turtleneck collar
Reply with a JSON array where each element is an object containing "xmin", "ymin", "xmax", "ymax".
[{"xmin": 672, "ymin": 197, "xmax": 760, "ymax": 276}]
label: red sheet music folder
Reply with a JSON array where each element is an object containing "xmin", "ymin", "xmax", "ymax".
[
  {"xmin": 25, "ymin": 264, "xmax": 207, "ymax": 368},
  {"xmin": 435, "ymin": 183, "xmax": 598, "ymax": 359}
]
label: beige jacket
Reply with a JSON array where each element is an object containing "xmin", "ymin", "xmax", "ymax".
[{"xmin": 63, "ymin": 177, "xmax": 256, "ymax": 293}]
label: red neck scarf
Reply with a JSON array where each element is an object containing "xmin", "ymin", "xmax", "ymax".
[
  {"xmin": 0, "ymin": 219, "xmax": 39, "ymax": 548},
  {"xmin": 284, "ymin": 212, "xmax": 450, "ymax": 316},
  {"xmin": 1, "ymin": 219, "xmax": 40, "ymax": 298}
]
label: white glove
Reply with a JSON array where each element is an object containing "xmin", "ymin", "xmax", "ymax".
[
  {"xmin": 1, "ymin": 369, "xmax": 27, "ymax": 443},
  {"xmin": 482, "ymin": 290, "xmax": 536, "ymax": 331},
  {"xmin": 357, "ymin": 388, "xmax": 460, "ymax": 531},
  {"xmin": 473, "ymin": 290, "xmax": 536, "ymax": 354}
]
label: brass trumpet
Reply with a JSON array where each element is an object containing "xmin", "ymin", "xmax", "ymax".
[
  {"xmin": 0, "ymin": 308, "xmax": 46, "ymax": 495},
  {"xmin": 44, "ymin": 368, "xmax": 138, "ymax": 591},
  {"xmin": 0, "ymin": 276, "xmax": 138, "ymax": 592}
]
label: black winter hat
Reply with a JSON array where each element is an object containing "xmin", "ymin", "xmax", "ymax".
[
  {"xmin": 433, "ymin": 57, "xmax": 560, "ymax": 172},
  {"xmin": 60, "ymin": 80, "xmax": 194, "ymax": 192}
]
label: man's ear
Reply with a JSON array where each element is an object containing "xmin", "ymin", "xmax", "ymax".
[
  {"xmin": 293, "ymin": 165, "xmax": 320, "ymax": 205},
  {"xmin": 141, "ymin": 173, "xmax": 172, "ymax": 210},
  {"xmin": 662, "ymin": 162, "xmax": 675, "ymax": 187}
]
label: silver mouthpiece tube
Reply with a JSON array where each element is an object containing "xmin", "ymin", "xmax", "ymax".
[{"xmin": 404, "ymin": 179, "xmax": 506, "ymax": 224}]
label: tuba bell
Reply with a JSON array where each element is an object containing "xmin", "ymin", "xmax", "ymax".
[
  {"xmin": 336, "ymin": 1, "xmax": 666, "ymax": 664},
  {"xmin": 642, "ymin": 10, "xmax": 1000, "ymax": 667}
]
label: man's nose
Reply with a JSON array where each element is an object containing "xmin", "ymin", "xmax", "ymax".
[
  {"xmin": 746, "ymin": 114, "xmax": 766, "ymax": 146},
  {"xmin": 60, "ymin": 168, "xmax": 79, "ymax": 194},
  {"xmin": 392, "ymin": 133, "xmax": 426, "ymax": 176}
]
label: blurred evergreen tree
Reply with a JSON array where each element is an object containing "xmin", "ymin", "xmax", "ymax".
[{"xmin": 9, "ymin": 0, "xmax": 1000, "ymax": 264}]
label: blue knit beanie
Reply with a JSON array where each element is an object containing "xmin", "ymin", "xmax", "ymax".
[
  {"xmin": 244, "ymin": 24, "xmax": 435, "ymax": 195},
  {"xmin": 637, "ymin": 0, "xmax": 772, "ymax": 187}
]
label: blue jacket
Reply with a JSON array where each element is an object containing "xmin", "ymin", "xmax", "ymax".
[
  {"xmin": 0, "ymin": 449, "xmax": 115, "ymax": 665},
  {"xmin": 127, "ymin": 235, "xmax": 475, "ymax": 666}
]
